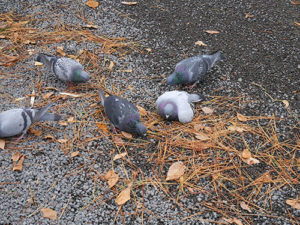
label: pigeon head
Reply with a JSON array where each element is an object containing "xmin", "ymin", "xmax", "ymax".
[
  {"xmin": 72, "ymin": 69, "xmax": 90, "ymax": 82},
  {"xmin": 166, "ymin": 71, "xmax": 186, "ymax": 86},
  {"xmin": 135, "ymin": 122, "xmax": 147, "ymax": 136}
]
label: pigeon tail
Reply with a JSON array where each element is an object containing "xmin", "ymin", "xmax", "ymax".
[
  {"xmin": 188, "ymin": 93, "xmax": 206, "ymax": 103},
  {"xmin": 33, "ymin": 103, "xmax": 54, "ymax": 123},
  {"xmin": 99, "ymin": 89, "xmax": 106, "ymax": 106}
]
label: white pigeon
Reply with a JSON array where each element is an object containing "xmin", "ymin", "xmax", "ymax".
[
  {"xmin": 156, "ymin": 91, "xmax": 204, "ymax": 123},
  {"xmin": 0, "ymin": 103, "xmax": 61, "ymax": 139},
  {"xmin": 37, "ymin": 53, "xmax": 90, "ymax": 83}
]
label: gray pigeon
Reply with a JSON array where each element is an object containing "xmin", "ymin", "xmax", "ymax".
[
  {"xmin": 166, "ymin": 51, "xmax": 224, "ymax": 87},
  {"xmin": 0, "ymin": 103, "xmax": 61, "ymax": 139},
  {"xmin": 99, "ymin": 89, "xmax": 147, "ymax": 136},
  {"xmin": 37, "ymin": 53, "xmax": 90, "ymax": 83},
  {"xmin": 156, "ymin": 91, "xmax": 204, "ymax": 123}
]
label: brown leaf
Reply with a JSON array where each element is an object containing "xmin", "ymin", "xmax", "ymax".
[
  {"xmin": 56, "ymin": 47, "xmax": 66, "ymax": 57},
  {"xmin": 0, "ymin": 139, "xmax": 5, "ymax": 150},
  {"xmin": 13, "ymin": 155, "xmax": 25, "ymax": 171},
  {"xmin": 40, "ymin": 208, "xmax": 57, "ymax": 220},
  {"xmin": 195, "ymin": 132, "xmax": 210, "ymax": 141},
  {"xmin": 115, "ymin": 182, "xmax": 132, "ymax": 206},
  {"xmin": 108, "ymin": 61, "xmax": 114, "ymax": 70},
  {"xmin": 240, "ymin": 201, "xmax": 252, "ymax": 212},
  {"xmin": 59, "ymin": 121, "xmax": 68, "ymax": 126},
  {"xmin": 282, "ymin": 100, "xmax": 289, "ymax": 108},
  {"xmin": 42, "ymin": 92, "xmax": 54, "ymax": 100},
  {"xmin": 241, "ymin": 149, "xmax": 251, "ymax": 159},
  {"xmin": 86, "ymin": 0, "xmax": 99, "ymax": 8},
  {"xmin": 113, "ymin": 136, "xmax": 124, "ymax": 146},
  {"xmin": 121, "ymin": 131, "xmax": 133, "ymax": 139},
  {"xmin": 254, "ymin": 172, "xmax": 273, "ymax": 184},
  {"xmin": 205, "ymin": 30, "xmax": 220, "ymax": 34},
  {"xmin": 291, "ymin": 1, "xmax": 300, "ymax": 5},
  {"xmin": 237, "ymin": 113, "xmax": 248, "ymax": 122},
  {"xmin": 82, "ymin": 24, "xmax": 98, "ymax": 29},
  {"xmin": 286, "ymin": 199, "xmax": 300, "ymax": 209},
  {"xmin": 228, "ymin": 125, "xmax": 245, "ymax": 133},
  {"xmin": 195, "ymin": 40, "xmax": 207, "ymax": 46},
  {"xmin": 43, "ymin": 135, "xmax": 55, "ymax": 141},
  {"xmin": 96, "ymin": 122, "xmax": 109, "ymax": 133},
  {"xmin": 113, "ymin": 152, "xmax": 127, "ymax": 161},
  {"xmin": 105, "ymin": 170, "xmax": 119, "ymax": 188},
  {"xmin": 201, "ymin": 107, "xmax": 214, "ymax": 114},
  {"xmin": 166, "ymin": 161, "xmax": 186, "ymax": 181},
  {"xmin": 194, "ymin": 124, "xmax": 205, "ymax": 131},
  {"xmin": 57, "ymin": 139, "xmax": 67, "ymax": 144},
  {"xmin": 67, "ymin": 117, "xmax": 75, "ymax": 122},
  {"xmin": 121, "ymin": 1, "xmax": 138, "ymax": 5},
  {"xmin": 12, "ymin": 152, "xmax": 21, "ymax": 162},
  {"xmin": 70, "ymin": 151, "xmax": 80, "ymax": 158},
  {"xmin": 245, "ymin": 12, "xmax": 254, "ymax": 19},
  {"xmin": 29, "ymin": 129, "xmax": 42, "ymax": 136},
  {"xmin": 294, "ymin": 22, "xmax": 300, "ymax": 26},
  {"xmin": 136, "ymin": 105, "xmax": 147, "ymax": 116},
  {"xmin": 240, "ymin": 149, "xmax": 260, "ymax": 165},
  {"xmin": 146, "ymin": 48, "xmax": 152, "ymax": 52}
]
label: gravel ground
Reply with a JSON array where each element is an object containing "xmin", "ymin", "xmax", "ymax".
[{"xmin": 0, "ymin": 0, "xmax": 299, "ymax": 224}]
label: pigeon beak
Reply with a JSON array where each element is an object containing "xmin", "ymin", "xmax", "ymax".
[{"xmin": 166, "ymin": 115, "xmax": 170, "ymax": 119}]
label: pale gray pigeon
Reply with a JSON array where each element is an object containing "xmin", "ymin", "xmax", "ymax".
[
  {"xmin": 166, "ymin": 51, "xmax": 224, "ymax": 87},
  {"xmin": 99, "ymin": 89, "xmax": 146, "ymax": 136},
  {"xmin": 0, "ymin": 103, "xmax": 61, "ymax": 139},
  {"xmin": 37, "ymin": 53, "xmax": 90, "ymax": 83},
  {"xmin": 156, "ymin": 91, "xmax": 204, "ymax": 123}
]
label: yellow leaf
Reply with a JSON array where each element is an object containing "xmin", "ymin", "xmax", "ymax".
[
  {"xmin": 146, "ymin": 48, "xmax": 152, "ymax": 52},
  {"xmin": 59, "ymin": 121, "xmax": 68, "ymax": 126},
  {"xmin": 241, "ymin": 149, "xmax": 251, "ymax": 159},
  {"xmin": 40, "ymin": 208, "xmax": 57, "ymax": 220},
  {"xmin": 82, "ymin": 24, "xmax": 98, "ymax": 29},
  {"xmin": 121, "ymin": 131, "xmax": 132, "ymax": 139},
  {"xmin": 166, "ymin": 161, "xmax": 186, "ymax": 181},
  {"xmin": 56, "ymin": 46, "xmax": 66, "ymax": 57},
  {"xmin": 35, "ymin": 61, "xmax": 43, "ymax": 66},
  {"xmin": 240, "ymin": 201, "xmax": 252, "ymax": 212},
  {"xmin": 195, "ymin": 41, "xmax": 207, "ymax": 46},
  {"xmin": 121, "ymin": 1, "xmax": 138, "ymax": 5},
  {"xmin": 201, "ymin": 107, "xmax": 214, "ymax": 114},
  {"xmin": 282, "ymin": 100, "xmax": 289, "ymax": 108},
  {"xmin": 108, "ymin": 61, "xmax": 114, "ymax": 70},
  {"xmin": 237, "ymin": 113, "xmax": 248, "ymax": 122},
  {"xmin": 86, "ymin": 0, "xmax": 99, "ymax": 8},
  {"xmin": 136, "ymin": 105, "xmax": 147, "ymax": 116},
  {"xmin": 13, "ymin": 155, "xmax": 25, "ymax": 171},
  {"xmin": 0, "ymin": 139, "xmax": 5, "ymax": 150},
  {"xmin": 71, "ymin": 151, "xmax": 80, "ymax": 158},
  {"xmin": 205, "ymin": 30, "xmax": 220, "ymax": 34},
  {"xmin": 105, "ymin": 170, "xmax": 119, "ymax": 188},
  {"xmin": 294, "ymin": 22, "xmax": 300, "ymax": 26},
  {"xmin": 113, "ymin": 152, "xmax": 127, "ymax": 161},
  {"xmin": 96, "ymin": 122, "xmax": 109, "ymax": 133},
  {"xmin": 286, "ymin": 199, "xmax": 300, "ymax": 209},
  {"xmin": 42, "ymin": 92, "xmax": 54, "ymax": 100},
  {"xmin": 30, "ymin": 90, "xmax": 35, "ymax": 107},
  {"xmin": 115, "ymin": 182, "xmax": 132, "ymax": 206},
  {"xmin": 59, "ymin": 92, "xmax": 82, "ymax": 98}
]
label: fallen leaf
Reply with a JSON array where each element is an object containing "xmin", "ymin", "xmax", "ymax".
[
  {"xmin": 70, "ymin": 151, "xmax": 80, "ymax": 158},
  {"xmin": 146, "ymin": 48, "xmax": 152, "ymax": 52},
  {"xmin": 57, "ymin": 139, "xmax": 67, "ymax": 144},
  {"xmin": 121, "ymin": 1, "xmax": 138, "ymax": 5},
  {"xmin": 67, "ymin": 117, "xmax": 75, "ymax": 122},
  {"xmin": 13, "ymin": 155, "xmax": 25, "ymax": 171},
  {"xmin": 201, "ymin": 107, "xmax": 214, "ymax": 114},
  {"xmin": 82, "ymin": 24, "xmax": 98, "ymax": 29},
  {"xmin": 35, "ymin": 61, "xmax": 43, "ymax": 66},
  {"xmin": 291, "ymin": 1, "xmax": 300, "ymax": 4},
  {"xmin": 294, "ymin": 22, "xmax": 300, "ymax": 26},
  {"xmin": 56, "ymin": 47, "xmax": 66, "ymax": 57},
  {"xmin": 166, "ymin": 161, "xmax": 186, "ymax": 181},
  {"xmin": 59, "ymin": 121, "xmax": 68, "ymax": 126},
  {"xmin": 254, "ymin": 172, "xmax": 273, "ymax": 184},
  {"xmin": 105, "ymin": 170, "xmax": 119, "ymax": 188},
  {"xmin": 286, "ymin": 199, "xmax": 300, "ymax": 209},
  {"xmin": 205, "ymin": 30, "xmax": 220, "ymax": 34},
  {"xmin": 0, "ymin": 139, "xmax": 5, "ymax": 150},
  {"xmin": 233, "ymin": 218, "xmax": 243, "ymax": 225},
  {"xmin": 195, "ymin": 132, "xmax": 210, "ymax": 141},
  {"xmin": 240, "ymin": 149, "xmax": 260, "ymax": 165},
  {"xmin": 195, "ymin": 40, "xmax": 207, "ymax": 46},
  {"xmin": 86, "ymin": 0, "xmax": 99, "ymax": 8},
  {"xmin": 30, "ymin": 90, "xmax": 35, "ymax": 107},
  {"xmin": 240, "ymin": 201, "xmax": 252, "ymax": 212},
  {"xmin": 115, "ymin": 182, "xmax": 132, "ymax": 205},
  {"xmin": 12, "ymin": 152, "xmax": 21, "ymax": 162},
  {"xmin": 237, "ymin": 113, "xmax": 248, "ymax": 122},
  {"xmin": 245, "ymin": 12, "xmax": 254, "ymax": 18},
  {"xmin": 59, "ymin": 92, "xmax": 82, "ymax": 98},
  {"xmin": 228, "ymin": 125, "xmax": 245, "ymax": 133},
  {"xmin": 96, "ymin": 122, "xmax": 109, "ymax": 133},
  {"xmin": 29, "ymin": 129, "xmax": 42, "ymax": 136},
  {"xmin": 40, "ymin": 208, "xmax": 57, "ymax": 220},
  {"xmin": 282, "ymin": 100, "xmax": 289, "ymax": 108},
  {"xmin": 121, "ymin": 131, "xmax": 132, "ymax": 139},
  {"xmin": 136, "ymin": 105, "xmax": 147, "ymax": 116},
  {"xmin": 108, "ymin": 61, "xmax": 114, "ymax": 70},
  {"xmin": 113, "ymin": 136, "xmax": 124, "ymax": 146},
  {"xmin": 117, "ymin": 69, "xmax": 132, "ymax": 73},
  {"xmin": 113, "ymin": 152, "xmax": 127, "ymax": 161},
  {"xmin": 42, "ymin": 92, "xmax": 54, "ymax": 100},
  {"xmin": 194, "ymin": 124, "xmax": 205, "ymax": 131},
  {"xmin": 0, "ymin": 35, "xmax": 6, "ymax": 39},
  {"xmin": 241, "ymin": 149, "xmax": 251, "ymax": 159},
  {"xmin": 43, "ymin": 135, "xmax": 55, "ymax": 141}
]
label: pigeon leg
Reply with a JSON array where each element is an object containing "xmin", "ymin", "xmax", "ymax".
[
  {"xmin": 14, "ymin": 132, "xmax": 25, "ymax": 141},
  {"xmin": 188, "ymin": 82, "xmax": 198, "ymax": 89}
]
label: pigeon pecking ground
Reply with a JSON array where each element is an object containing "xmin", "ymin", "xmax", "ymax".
[{"xmin": 0, "ymin": 0, "xmax": 299, "ymax": 224}]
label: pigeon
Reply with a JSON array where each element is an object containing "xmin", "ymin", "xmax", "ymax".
[
  {"xmin": 99, "ymin": 89, "xmax": 147, "ymax": 136},
  {"xmin": 37, "ymin": 53, "xmax": 90, "ymax": 83},
  {"xmin": 166, "ymin": 51, "xmax": 224, "ymax": 87},
  {"xmin": 156, "ymin": 91, "xmax": 204, "ymax": 123},
  {"xmin": 0, "ymin": 103, "xmax": 61, "ymax": 139}
]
